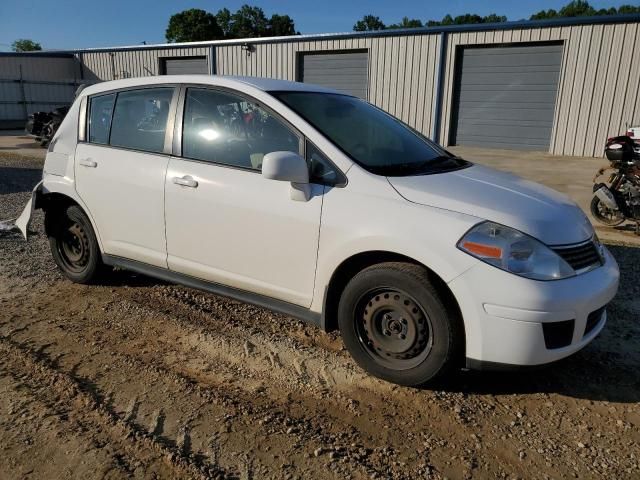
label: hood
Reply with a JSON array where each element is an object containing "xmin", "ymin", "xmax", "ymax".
[{"xmin": 388, "ymin": 164, "xmax": 593, "ymax": 245}]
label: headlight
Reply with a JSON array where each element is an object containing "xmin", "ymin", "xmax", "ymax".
[{"xmin": 457, "ymin": 221, "xmax": 575, "ymax": 280}]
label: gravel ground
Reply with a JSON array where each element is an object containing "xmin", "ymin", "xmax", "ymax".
[{"xmin": 1, "ymin": 153, "xmax": 639, "ymax": 479}]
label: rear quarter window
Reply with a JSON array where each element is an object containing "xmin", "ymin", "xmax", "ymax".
[{"xmin": 88, "ymin": 93, "xmax": 115, "ymax": 144}]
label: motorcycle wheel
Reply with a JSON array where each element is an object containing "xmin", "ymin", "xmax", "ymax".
[{"xmin": 590, "ymin": 196, "xmax": 625, "ymax": 226}]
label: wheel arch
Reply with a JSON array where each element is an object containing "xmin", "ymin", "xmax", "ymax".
[
  {"xmin": 39, "ymin": 190, "xmax": 104, "ymax": 252},
  {"xmin": 322, "ymin": 251, "xmax": 464, "ymax": 343}
]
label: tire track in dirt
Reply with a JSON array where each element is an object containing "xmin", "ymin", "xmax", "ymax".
[
  {"xmin": 0, "ymin": 288, "xmax": 405, "ymax": 479},
  {"xmin": 1, "ymin": 191, "xmax": 639, "ymax": 479},
  {"xmin": 0, "ymin": 336, "xmax": 222, "ymax": 479}
]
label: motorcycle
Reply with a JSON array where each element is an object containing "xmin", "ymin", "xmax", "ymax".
[
  {"xmin": 25, "ymin": 106, "xmax": 70, "ymax": 148},
  {"xmin": 39, "ymin": 106, "xmax": 70, "ymax": 147},
  {"xmin": 25, "ymin": 111, "xmax": 53, "ymax": 140},
  {"xmin": 591, "ymin": 135, "xmax": 640, "ymax": 233}
]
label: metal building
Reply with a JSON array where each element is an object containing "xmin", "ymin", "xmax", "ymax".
[
  {"xmin": 0, "ymin": 52, "xmax": 83, "ymax": 128},
  {"xmin": 1, "ymin": 14, "xmax": 639, "ymax": 157}
]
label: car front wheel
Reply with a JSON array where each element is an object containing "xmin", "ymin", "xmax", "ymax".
[{"xmin": 338, "ymin": 262, "xmax": 463, "ymax": 386}]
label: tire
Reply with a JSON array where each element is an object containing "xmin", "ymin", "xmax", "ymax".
[
  {"xmin": 47, "ymin": 204, "xmax": 104, "ymax": 284},
  {"xmin": 590, "ymin": 196, "xmax": 625, "ymax": 226},
  {"xmin": 337, "ymin": 262, "xmax": 463, "ymax": 387}
]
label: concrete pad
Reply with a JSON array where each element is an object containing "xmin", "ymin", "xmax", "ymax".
[
  {"xmin": 0, "ymin": 131, "xmax": 46, "ymax": 159},
  {"xmin": 449, "ymin": 146, "xmax": 639, "ymax": 246}
]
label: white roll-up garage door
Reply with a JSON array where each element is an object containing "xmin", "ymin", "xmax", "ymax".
[
  {"xmin": 162, "ymin": 57, "xmax": 208, "ymax": 75},
  {"xmin": 451, "ymin": 44, "xmax": 563, "ymax": 150},
  {"xmin": 299, "ymin": 51, "xmax": 368, "ymax": 99}
]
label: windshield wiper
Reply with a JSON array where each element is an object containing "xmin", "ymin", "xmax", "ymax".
[{"xmin": 379, "ymin": 156, "xmax": 469, "ymax": 177}]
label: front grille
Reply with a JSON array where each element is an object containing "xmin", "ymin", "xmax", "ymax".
[
  {"xmin": 542, "ymin": 319, "xmax": 575, "ymax": 349},
  {"xmin": 584, "ymin": 306, "xmax": 606, "ymax": 337},
  {"xmin": 552, "ymin": 240, "xmax": 601, "ymax": 272}
]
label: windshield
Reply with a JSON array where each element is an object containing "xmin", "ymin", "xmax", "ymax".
[{"xmin": 272, "ymin": 91, "xmax": 470, "ymax": 176}]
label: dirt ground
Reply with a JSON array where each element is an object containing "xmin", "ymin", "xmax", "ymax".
[{"xmin": 1, "ymin": 147, "xmax": 639, "ymax": 480}]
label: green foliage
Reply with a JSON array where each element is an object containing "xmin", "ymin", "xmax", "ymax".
[
  {"xmin": 353, "ymin": 15, "xmax": 386, "ymax": 31},
  {"xmin": 216, "ymin": 8, "xmax": 233, "ymax": 38},
  {"xmin": 229, "ymin": 4, "xmax": 269, "ymax": 37},
  {"xmin": 165, "ymin": 9, "xmax": 223, "ymax": 42},
  {"xmin": 354, "ymin": 1, "xmax": 638, "ymax": 33},
  {"xmin": 166, "ymin": 5, "xmax": 298, "ymax": 42},
  {"xmin": 11, "ymin": 39, "xmax": 42, "ymax": 52},
  {"xmin": 268, "ymin": 14, "xmax": 297, "ymax": 36},
  {"xmin": 387, "ymin": 17, "xmax": 424, "ymax": 29},
  {"xmin": 215, "ymin": 5, "xmax": 298, "ymax": 39},
  {"xmin": 618, "ymin": 4, "xmax": 640, "ymax": 14},
  {"xmin": 426, "ymin": 13, "xmax": 507, "ymax": 27},
  {"xmin": 530, "ymin": 1, "xmax": 640, "ymax": 20}
]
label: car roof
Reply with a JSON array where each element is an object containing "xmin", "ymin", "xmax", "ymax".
[{"xmin": 79, "ymin": 74, "xmax": 345, "ymax": 98}]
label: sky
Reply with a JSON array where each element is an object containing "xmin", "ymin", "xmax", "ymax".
[{"xmin": 0, "ymin": 0, "xmax": 637, "ymax": 51}]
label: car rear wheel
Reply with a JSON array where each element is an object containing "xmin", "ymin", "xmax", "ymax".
[
  {"xmin": 338, "ymin": 262, "xmax": 462, "ymax": 386},
  {"xmin": 47, "ymin": 204, "xmax": 104, "ymax": 284}
]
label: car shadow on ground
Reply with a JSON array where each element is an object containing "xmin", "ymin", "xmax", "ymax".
[
  {"xmin": 0, "ymin": 167, "xmax": 42, "ymax": 195},
  {"xmin": 0, "ymin": 142, "xmax": 41, "ymax": 150}
]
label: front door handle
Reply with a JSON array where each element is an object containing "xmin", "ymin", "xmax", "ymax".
[
  {"xmin": 172, "ymin": 175, "xmax": 198, "ymax": 188},
  {"xmin": 79, "ymin": 158, "xmax": 97, "ymax": 168}
]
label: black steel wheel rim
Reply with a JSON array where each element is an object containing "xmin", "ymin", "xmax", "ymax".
[
  {"xmin": 57, "ymin": 222, "xmax": 90, "ymax": 273},
  {"xmin": 354, "ymin": 288, "xmax": 433, "ymax": 370}
]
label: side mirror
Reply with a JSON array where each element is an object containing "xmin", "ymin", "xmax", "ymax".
[
  {"xmin": 262, "ymin": 151, "xmax": 309, "ymax": 184},
  {"xmin": 262, "ymin": 151, "xmax": 312, "ymax": 202}
]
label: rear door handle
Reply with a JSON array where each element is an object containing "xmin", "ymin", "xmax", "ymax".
[
  {"xmin": 79, "ymin": 158, "xmax": 97, "ymax": 168},
  {"xmin": 172, "ymin": 175, "xmax": 198, "ymax": 188}
]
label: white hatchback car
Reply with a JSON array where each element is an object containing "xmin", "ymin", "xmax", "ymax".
[{"xmin": 17, "ymin": 75, "xmax": 619, "ymax": 386}]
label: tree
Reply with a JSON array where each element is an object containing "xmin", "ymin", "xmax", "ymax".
[
  {"xmin": 216, "ymin": 8, "xmax": 233, "ymax": 38},
  {"xmin": 211, "ymin": 5, "xmax": 298, "ymax": 39},
  {"xmin": 483, "ymin": 14, "xmax": 508, "ymax": 23},
  {"xmin": 230, "ymin": 4, "xmax": 270, "ymax": 37},
  {"xmin": 530, "ymin": 1, "xmax": 640, "ymax": 20},
  {"xmin": 558, "ymin": 0, "xmax": 597, "ymax": 17},
  {"xmin": 268, "ymin": 14, "xmax": 297, "ymax": 36},
  {"xmin": 426, "ymin": 13, "xmax": 506, "ymax": 26},
  {"xmin": 353, "ymin": 15, "xmax": 386, "ymax": 31},
  {"xmin": 166, "ymin": 9, "xmax": 223, "ymax": 42},
  {"xmin": 618, "ymin": 4, "xmax": 640, "ymax": 14},
  {"xmin": 530, "ymin": 8, "xmax": 558, "ymax": 20},
  {"xmin": 12, "ymin": 39, "xmax": 42, "ymax": 52},
  {"xmin": 387, "ymin": 17, "xmax": 423, "ymax": 29}
]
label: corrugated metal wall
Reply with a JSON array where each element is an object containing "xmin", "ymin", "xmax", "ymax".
[
  {"xmin": 0, "ymin": 56, "xmax": 82, "ymax": 126},
  {"xmin": 211, "ymin": 22, "xmax": 639, "ymax": 157},
  {"xmin": 79, "ymin": 47, "xmax": 211, "ymax": 81},
  {"xmin": 0, "ymin": 56, "xmax": 81, "ymax": 80},
  {"xmin": 439, "ymin": 22, "xmax": 640, "ymax": 156},
  {"xmin": 2, "ymin": 19, "xmax": 639, "ymax": 156},
  {"xmin": 215, "ymin": 35, "xmax": 442, "ymax": 141}
]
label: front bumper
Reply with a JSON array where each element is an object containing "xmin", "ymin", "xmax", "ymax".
[{"xmin": 448, "ymin": 247, "xmax": 619, "ymax": 367}]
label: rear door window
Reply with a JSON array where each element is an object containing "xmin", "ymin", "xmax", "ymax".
[{"xmin": 109, "ymin": 88, "xmax": 174, "ymax": 153}]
